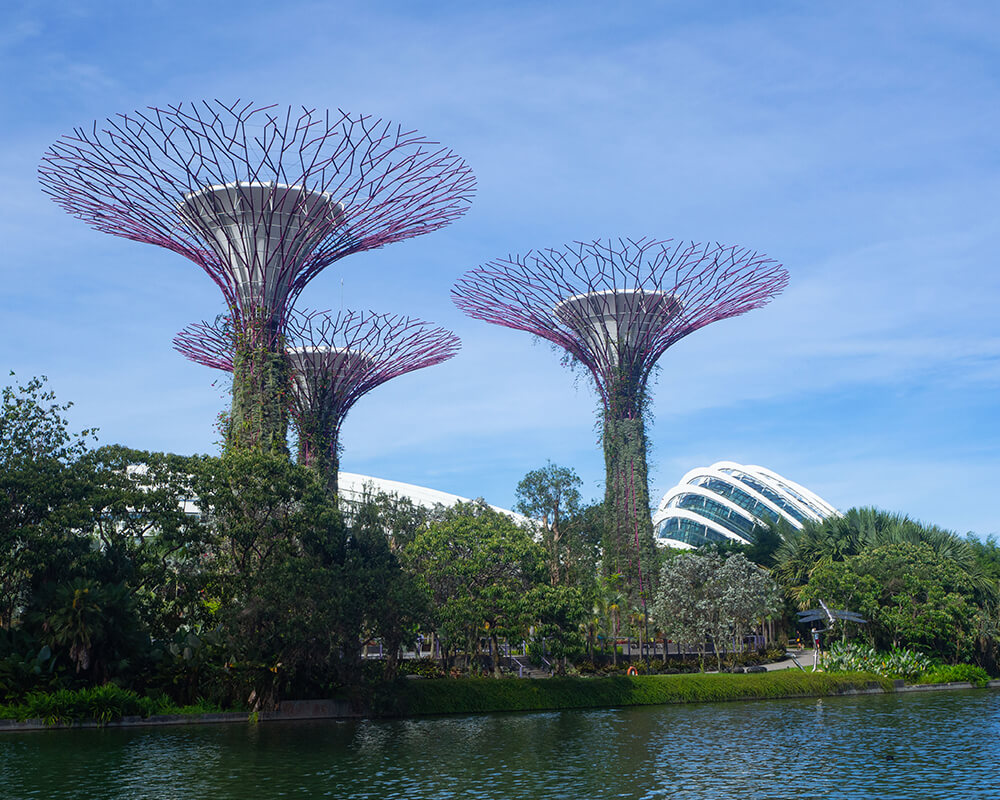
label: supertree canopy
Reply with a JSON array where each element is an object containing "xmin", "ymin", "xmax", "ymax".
[
  {"xmin": 174, "ymin": 310, "xmax": 461, "ymax": 496},
  {"xmin": 452, "ymin": 237, "xmax": 788, "ymax": 609},
  {"xmin": 40, "ymin": 100, "xmax": 475, "ymax": 453}
]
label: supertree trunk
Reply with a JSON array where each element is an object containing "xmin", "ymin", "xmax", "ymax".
[
  {"xmin": 602, "ymin": 377, "xmax": 657, "ymax": 611},
  {"xmin": 228, "ymin": 345, "xmax": 290, "ymax": 456},
  {"xmin": 295, "ymin": 402, "xmax": 341, "ymax": 498},
  {"xmin": 227, "ymin": 321, "xmax": 289, "ymax": 456}
]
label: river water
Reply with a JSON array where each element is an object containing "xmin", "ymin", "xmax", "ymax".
[{"xmin": 1, "ymin": 689, "xmax": 997, "ymax": 799}]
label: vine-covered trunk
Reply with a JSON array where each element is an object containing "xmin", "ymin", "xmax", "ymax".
[
  {"xmin": 228, "ymin": 325, "xmax": 290, "ymax": 455},
  {"xmin": 602, "ymin": 395, "xmax": 658, "ymax": 614},
  {"xmin": 296, "ymin": 416, "xmax": 340, "ymax": 499}
]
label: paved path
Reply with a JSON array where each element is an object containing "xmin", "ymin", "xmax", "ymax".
[{"xmin": 763, "ymin": 648, "xmax": 815, "ymax": 671}]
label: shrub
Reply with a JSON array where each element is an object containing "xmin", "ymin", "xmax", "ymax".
[
  {"xmin": 0, "ymin": 685, "xmax": 224, "ymax": 725},
  {"xmin": 914, "ymin": 663, "xmax": 990, "ymax": 688},
  {"xmin": 823, "ymin": 642, "xmax": 931, "ymax": 680},
  {"xmin": 398, "ymin": 658, "xmax": 445, "ymax": 679}
]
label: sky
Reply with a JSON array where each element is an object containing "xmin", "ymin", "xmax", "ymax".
[{"xmin": 1, "ymin": 0, "xmax": 998, "ymax": 537}]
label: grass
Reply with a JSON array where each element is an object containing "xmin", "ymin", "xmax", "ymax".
[{"xmin": 387, "ymin": 671, "xmax": 895, "ymax": 717}]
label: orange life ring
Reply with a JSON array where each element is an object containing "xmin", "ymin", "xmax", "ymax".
[{"xmin": 626, "ymin": 666, "xmax": 638, "ymax": 676}]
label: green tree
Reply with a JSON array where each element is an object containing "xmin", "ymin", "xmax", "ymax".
[
  {"xmin": 405, "ymin": 502, "xmax": 545, "ymax": 675},
  {"xmin": 798, "ymin": 541, "xmax": 987, "ymax": 663},
  {"xmin": 515, "ymin": 462, "xmax": 582, "ymax": 586},
  {"xmin": 192, "ymin": 451, "xmax": 350, "ymax": 707},
  {"xmin": 652, "ymin": 551, "xmax": 779, "ymax": 670},
  {"xmin": 0, "ymin": 374, "xmax": 96, "ymax": 628},
  {"xmin": 527, "ymin": 583, "xmax": 586, "ymax": 674},
  {"xmin": 775, "ymin": 508, "xmax": 993, "ymax": 604},
  {"xmin": 348, "ymin": 493, "xmax": 431, "ymax": 681}
]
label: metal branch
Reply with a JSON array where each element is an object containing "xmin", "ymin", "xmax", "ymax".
[
  {"xmin": 40, "ymin": 101, "xmax": 476, "ymax": 335},
  {"xmin": 451, "ymin": 237, "xmax": 788, "ymax": 406}
]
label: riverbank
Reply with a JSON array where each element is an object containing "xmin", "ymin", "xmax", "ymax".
[
  {"xmin": 6, "ymin": 671, "xmax": 994, "ymax": 731},
  {"xmin": 385, "ymin": 671, "xmax": 896, "ymax": 716}
]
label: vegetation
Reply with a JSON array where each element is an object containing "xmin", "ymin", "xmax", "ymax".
[
  {"xmin": 1, "ymin": 373, "xmax": 997, "ymax": 726},
  {"xmin": 388, "ymin": 671, "xmax": 893, "ymax": 717},
  {"xmin": 0, "ymin": 685, "xmax": 223, "ymax": 724},
  {"xmin": 775, "ymin": 508, "xmax": 999, "ymax": 671},
  {"xmin": 652, "ymin": 551, "xmax": 781, "ymax": 669}
]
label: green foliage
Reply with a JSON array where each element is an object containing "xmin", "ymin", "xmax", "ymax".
[
  {"xmin": 386, "ymin": 671, "xmax": 892, "ymax": 717},
  {"xmin": 822, "ymin": 642, "xmax": 932, "ymax": 680},
  {"xmin": 227, "ymin": 326, "xmax": 290, "ymax": 456},
  {"xmin": 405, "ymin": 502, "xmax": 547, "ymax": 674},
  {"xmin": 652, "ymin": 551, "xmax": 780, "ymax": 669},
  {"xmin": 0, "ymin": 629, "xmax": 58, "ymax": 700},
  {"xmin": 913, "ymin": 663, "xmax": 991, "ymax": 687},
  {"xmin": 602, "ymin": 407, "xmax": 657, "ymax": 611},
  {"xmin": 776, "ymin": 507, "xmax": 995, "ymax": 605},
  {"xmin": 397, "ymin": 658, "xmax": 445, "ymax": 679},
  {"xmin": 799, "ymin": 542, "xmax": 985, "ymax": 662},
  {"xmin": 527, "ymin": 583, "xmax": 587, "ymax": 672},
  {"xmin": 0, "ymin": 374, "xmax": 97, "ymax": 628},
  {"xmin": 515, "ymin": 462, "xmax": 583, "ymax": 588},
  {"xmin": 0, "ymin": 685, "xmax": 226, "ymax": 724}
]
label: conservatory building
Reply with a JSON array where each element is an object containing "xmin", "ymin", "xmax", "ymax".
[{"xmin": 653, "ymin": 461, "xmax": 838, "ymax": 549}]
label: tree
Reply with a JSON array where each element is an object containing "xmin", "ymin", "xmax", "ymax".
[
  {"xmin": 404, "ymin": 502, "xmax": 545, "ymax": 675},
  {"xmin": 191, "ymin": 451, "xmax": 352, "ymax": 707},
  {"xmin": 527, "ymin": 583, "xmax": 586, "ymax": 674},
  {"xmin": 652, "ymin": 551, "xmax": 779, "ymax": 670},
  {"xmin": 798, "ymin": 542, "xmax": 987, "ymax": 663},
  {"xmin": 652, "ymin": 552, "xmax": 718, "ymax": 669},
  {"xmin": 775, "ymin": 508, "xmax": 994, "ymax": 604},
  {"xmin": 0, "ymin": 374, "xmax": 96, "ymax": 628},
  {"xmin": 515, "ymin": 462, "xmax": 582, "ymax": 587},
  {"xmin": 348, "ymin": 493, "xmax": 431, "ymax": 681}
]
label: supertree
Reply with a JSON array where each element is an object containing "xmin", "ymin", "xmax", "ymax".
[
  {"xmin": 39, "ymin": 100, "xmax": 475, "ymax": 453},
  {"xmin": 174, "ymin": 310, "xmax": 461, "ymax": 496},
  {"xmin": 452, "ymin": 237, "xmax": 789, "ymax": 610}
]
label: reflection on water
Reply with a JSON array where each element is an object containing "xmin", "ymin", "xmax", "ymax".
[{"xmin": 1, "ymin": 690, "xmax": 997, "ymax": 799}]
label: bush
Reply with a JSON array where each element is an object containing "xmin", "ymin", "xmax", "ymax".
[
  {"xmin": 823, "ymin": 642, "xmax": 931, "ymax": 680},
  {"xmin": 0, "ymin": 685, "xmax": 225, "ymax": 725},
  {"xmin": 914, "ymin": 663, "xmax": 990, "ymax": 688},
  {"xmin": 398, "ymin": 658, "xmax": 445, "ymax": 679}
]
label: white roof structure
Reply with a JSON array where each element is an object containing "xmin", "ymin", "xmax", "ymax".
[
  {"xmin": 652, "ymin": 460, "xmax": 838, "ymax": 549},
  {"xmin": 338, "ymin": 471, "xmax": 530, "ymax": 526}
]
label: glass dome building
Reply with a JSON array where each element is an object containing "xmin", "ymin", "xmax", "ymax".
[{"xmin": 653, "ymin": 461, "xmax": 838, "ymax": 549}]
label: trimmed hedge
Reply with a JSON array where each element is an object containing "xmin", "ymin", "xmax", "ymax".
[{"xmin": 387, "ymin": 671, "xmax": 894, "ymax": 717}]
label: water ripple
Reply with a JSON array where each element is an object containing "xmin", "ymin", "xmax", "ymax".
[{"xmin": 1, "ymin": 690, "xmax": 997, "ymax": 799}]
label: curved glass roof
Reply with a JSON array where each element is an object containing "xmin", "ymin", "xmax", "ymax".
[{"xmin": 653, "ymin": 461, "xmax": 838, "ymax": 549}]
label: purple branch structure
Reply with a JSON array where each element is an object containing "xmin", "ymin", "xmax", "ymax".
[
  {"xmin": 40, "ymin": 100, "xmax": 475, "ymax": 452},
  {"xmin": 452, "ymin": 237, "xmax": 788, "ymax": 607},
  {"xmin": 174, "ymin": 309, "xmax": 461, "ymax": 495}
]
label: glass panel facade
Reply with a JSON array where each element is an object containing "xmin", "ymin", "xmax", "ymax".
[
  {"xmin": 726, "ymin": 471, "xmax": 808, "ymax": 523},
  {"xmin": 689, "ymin": 476, "xmax": 780, "ymax": 524},
  {"xmin": 671, "ymin": 493, "xmax": 758, "ymax": 537},
  {"xmin": 655, "ymin": 516, "xmax": 737, "ymax": 548}
]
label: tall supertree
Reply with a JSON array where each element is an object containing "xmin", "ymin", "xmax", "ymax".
[
  {"xmin": 39, "ymin": 100, "xmax": 475, "ymax": 453},
  {"xmin": 452, "ymin": 237, "xmax": 788, "ymax": 610},
  {"xmin": 174, "ymin": 310, "xmax": 460, "ymax": 495}
]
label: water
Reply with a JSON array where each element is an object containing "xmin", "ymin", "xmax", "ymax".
[{"xmin": 1, "ymin": 690, "xmax": 998, "ymax": 799}]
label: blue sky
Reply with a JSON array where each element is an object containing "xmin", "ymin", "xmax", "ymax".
[{"xmin": 2, "ymin": 1, "xmax": 998, "ymax": 536}]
